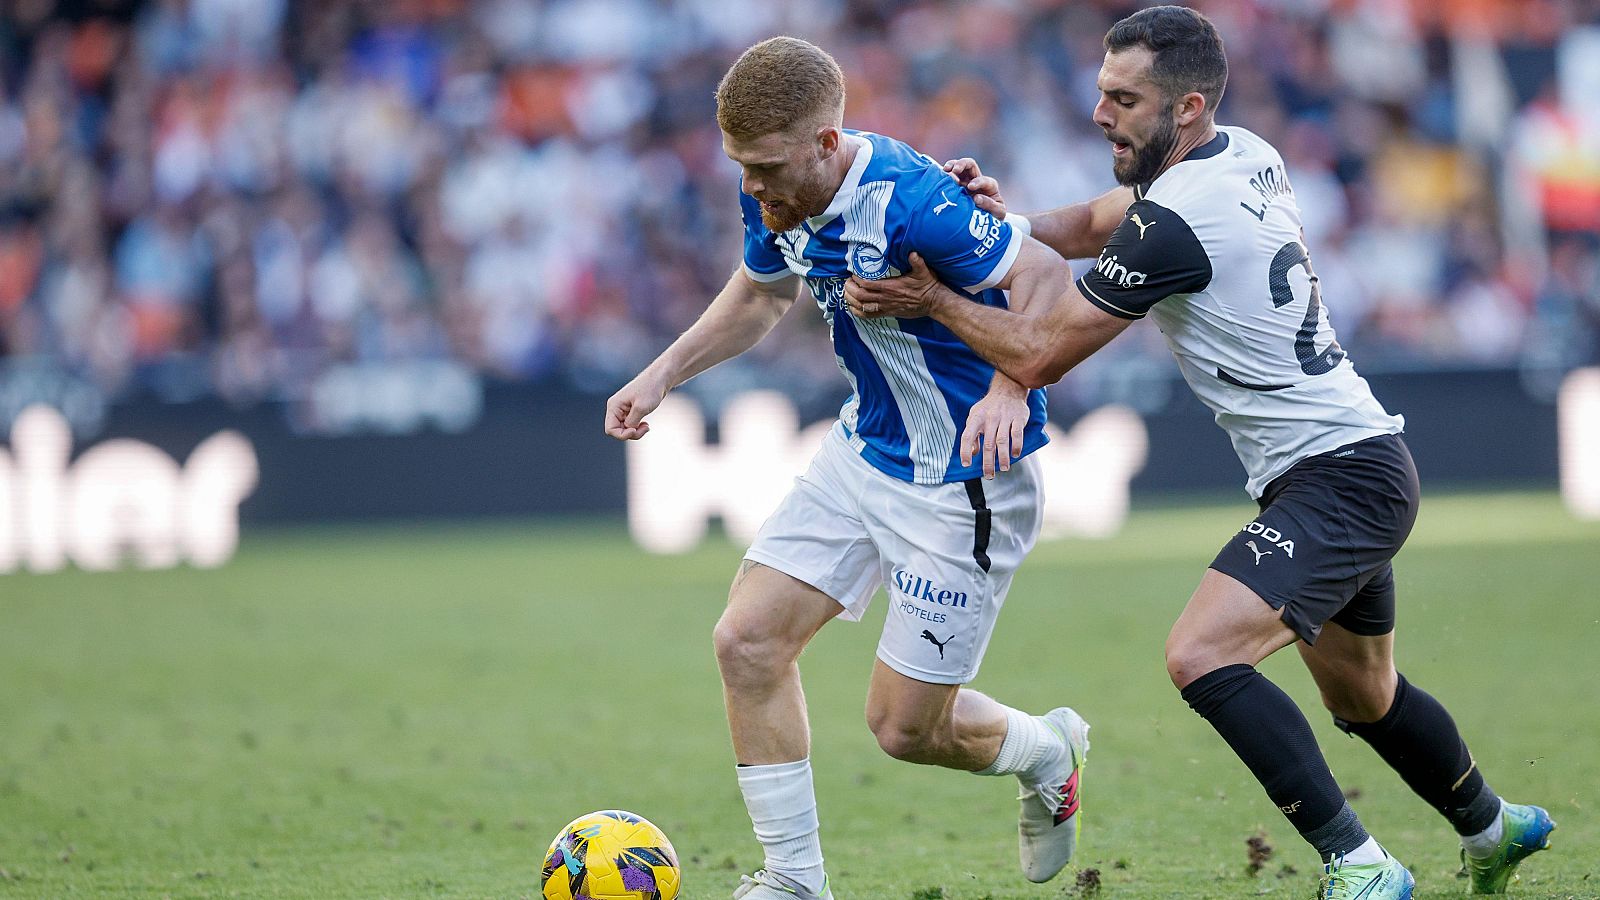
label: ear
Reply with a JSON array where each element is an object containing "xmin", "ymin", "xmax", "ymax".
[
  {"xmin": 816, "ymin": 124, "xmax": 843, "ymax": 160},
  {"xmin": 1173, "ymin": 90, "xmax": 1208, "ymax": 128}
]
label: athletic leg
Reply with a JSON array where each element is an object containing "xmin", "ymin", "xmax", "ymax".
[
  {"xmin": 863, "ymin": 660, "xmax": 1004, "ymax": 769},
  {"xmin": 864, "ymin": 457, "xmax": 1085, "ymax": 882},
  {"xmin": 862, "ymin": 659, "xmax": 1087, "ymax": 882},
  {"xmin": 1301, "ymin": 615, "xmax": 1554, "ymax": 893},
  {"xmin": 715, "ymin": 561, "xmax": 841, "ymax": 765},
  {"xmin": 1298, "ymin": 616, "xmax": 1500, "ymax": 834},
  {"xmin": 714, "ymin": 561, "xmax": 844, "ymax": 898},
  {"xmin": 1167, "ymin": 569, "xmax": 1381, "ymax": 860},
  {"xmin": 720, "ymin": 430, "xmax": 889, "ymax": 898}
]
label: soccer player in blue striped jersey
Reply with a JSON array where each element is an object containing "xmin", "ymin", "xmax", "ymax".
[
  {"xmin": 734, "ymin": 131, "xmax": 1049, "ymax": 485},
  {"xmin": 605, "ymin": 37, "xmax": 1090, "ymax": 900}
]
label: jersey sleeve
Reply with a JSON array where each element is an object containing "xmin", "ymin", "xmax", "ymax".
[
  {"xmin": 737, "ymin": 190, "xmax": 792, "ymax": 283},
  {"xmin": 1074, "ymin": 199, "xmax": 1212, "ymax": 319},
  {"xmin": 904, "ymin": 180, "xmax": 1023, "ymax": 294}
]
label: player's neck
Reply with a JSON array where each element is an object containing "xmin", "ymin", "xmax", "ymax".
[
  {"xmin": 811, "ymin": 135, "xmax": 860, "ymax": 217},
  {"xmin": 1154, "ymin": 122, "xmax": 1218, "ymax": 182}
]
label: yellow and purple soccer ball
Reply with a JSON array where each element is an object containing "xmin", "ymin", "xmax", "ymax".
[{"xmin": 541, "ymin": 810, "xmax": 681, "ymax": 900}]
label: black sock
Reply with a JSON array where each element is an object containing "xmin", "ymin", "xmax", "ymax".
[
  {"xmin": 1336, "ymin": 673, "xmax": 1502, "ymax": 835},
  {"xmin": 1182, "ymin": 664, "xmax": 1367, "ymax": 858}
]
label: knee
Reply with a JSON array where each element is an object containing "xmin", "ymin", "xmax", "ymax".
[
  {"xmin": 865, "ymin": 697, "xmax": 948, "ymax": 763},
  {"xmin": 1164, "ymin": 631, "xmax": 1219, "ymax": 690},
  {"xmin": 712, "ymin": 613, "xmax": 792, "ymax": 685},
  {"xmin": 1318, "ymin": 673, "xmax": 1397, "ymax": 724},
  {"xmin": 869, "ymin": 715, "xmax": 943, "ymax": 763}
]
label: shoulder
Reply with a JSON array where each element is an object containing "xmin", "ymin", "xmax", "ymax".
[
  {"xmin": 1076, "ymin": 196, "xmax": 1212, "ymax": 319},
  {"xmin": 853, "ymin": 130, "xmax": 936, "ymax": 173},
  {"xmin": 1138, "ymin": 127, "xmax": 1295, "ymax": 249},
  {"xmin": 850, "ymin": 130, "xmax": 954, "ymax": 198},
  {"xmin": 848, "ymin": 132, "xmax": 974, "ymax": 234}
]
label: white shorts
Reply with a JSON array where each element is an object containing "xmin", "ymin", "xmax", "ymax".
[{"xmin": 744, "ymin": 425, "xmax": 1045, "ymax": 684}]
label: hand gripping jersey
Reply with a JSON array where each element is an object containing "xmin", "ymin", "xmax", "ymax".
[
  {"xmin": 740, "ymin": 130, "xmax": 1049, "ymax": 485},
  {"xmin": 1074, "ymin": 126, "xmax": 1404, "ymax": 498}
]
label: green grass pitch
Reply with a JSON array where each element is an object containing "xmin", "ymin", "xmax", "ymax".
[{"xmin": 1, "ymin": 492, "xmax": 1596, "ymax": 898}]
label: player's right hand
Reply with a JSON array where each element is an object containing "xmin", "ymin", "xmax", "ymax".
[
  {"xmin": 604, "ymin": 376, "xmax": 668, "ymax": 440},
  {"xmin": 960, "ymin": 377, "xmax": 1028, "ymax": 479},
  {"xmin": 943, "ymin": 158, "xmax": 1008, "ymax": 219}
]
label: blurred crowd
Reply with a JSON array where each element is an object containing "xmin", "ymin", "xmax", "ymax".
[{"xmin": 1, "ymin": 0, "xmax": 1598, "ymax": 420}]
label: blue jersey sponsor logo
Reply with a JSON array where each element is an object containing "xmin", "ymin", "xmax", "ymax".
[{"xmin": 969, "ymin": 209, "xmax": 1004, "ymax": 258}]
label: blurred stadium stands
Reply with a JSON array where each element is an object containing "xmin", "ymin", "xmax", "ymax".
[
  {"xmin": 0, "ymin": 1, "xmax": 1597, "ymax": 540},
  {"xmin": 1, "ymin": 0, "xmax": 1597, "ymax": 420}
]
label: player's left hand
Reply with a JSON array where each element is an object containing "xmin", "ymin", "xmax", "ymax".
[
  {"xmin": 961, "ymin": 378, "xmax": 1028, "ymax": 479},
  {"xmin": 845, "ymin": 252, "xmax": 940, "ymax": 318},
  {"xmin": 943, "ymin": 158, "xmax": 1008, "ymax": 219}
]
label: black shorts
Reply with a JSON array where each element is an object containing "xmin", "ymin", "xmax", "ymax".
[{"xmin": 1209, "ymin": 433, "xmax": 1419, "ymax": 645}]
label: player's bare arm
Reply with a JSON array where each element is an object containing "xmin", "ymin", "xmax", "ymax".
[
  {"xmin": 845, "ymin": 239, "xmax": 1132, "ymax": 389},
  {"xmin": 604, "ymin": 267, "xmax": 800, "ymax": 440},
  {"xmin": 944, "ymin": 157, "xmax": 1134, "ymax": 260}
]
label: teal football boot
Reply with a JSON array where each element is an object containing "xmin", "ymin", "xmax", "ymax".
[
  {"xmin": 1463, "ymin": 802, "xmax": 1556, "ymax": 894},
  {"xmin": 1319, "ymin": 852, "xmax": 1415, "ymax": 900}
]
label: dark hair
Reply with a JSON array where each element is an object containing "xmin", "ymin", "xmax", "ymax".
[{"xmin": 1104, "ymin": 6, "xmax": 1227, "ymax": 115}]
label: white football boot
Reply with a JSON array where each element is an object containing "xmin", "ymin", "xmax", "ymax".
[
  {"xmin": 731, "ymin": 869, "xmax": 834, "ymax": 900},
  {"xmin": 1017, "ymin": 706, "xmax": 1090, "ymax": 882}
]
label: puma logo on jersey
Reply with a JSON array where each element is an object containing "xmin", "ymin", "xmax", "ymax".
[
  {"xmin": 1130, "ymin": 213, "xmax": 1155, "ymax": 239},
  {"xmin": 932, "ymin": 192, "xmax": 957, "ymax": 216},
  {"xmin": 921, "ymin": 630, "xmax": 954, "ymax": 659},
  {"xmin": 1246, "ymin": 540, "xmax": 1272, "ymax": 565}
]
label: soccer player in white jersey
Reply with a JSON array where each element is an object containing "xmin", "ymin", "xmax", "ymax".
[
  {"xmin": 846, "ymin": 6, "xmax": 1554, "ymax": 898},
  {"xmin": 604, "ymin": 37, "xmax": 1092, "ymax": 900}
]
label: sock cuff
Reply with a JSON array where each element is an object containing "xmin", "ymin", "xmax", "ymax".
[
  {"xmin": 1455, "ymin": 781, "xmax": 1503, "ymax": 836},
  {"xmin": 974, "ymin": 706, "xmax": 1035, "ymax": 776},
  {"xmin": 1179, "ymin": 663, "xmax": 1257, "ymax": 718},
  {"xmin": 736, "ymin": 758, "xmax": 812, "ymax": 784},
  {"xmin": 1302, "ymin": 801, "xmax": 1370, "ymax": 859},
  {"xmin": 737, "ymin": 757, "xmax": 818, "ymax": 842}
]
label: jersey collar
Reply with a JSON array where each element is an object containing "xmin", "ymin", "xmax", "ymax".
[
  {"xmin": 1137, "ymin": 130, "xmax": 1231, "ymax": 197},
  {"xmin": 807, "ymin": 133, "xmax": 873, "ymax": 231},
  {"xmin": 1183, "ymin": 129, "xmax": 1229, "ymax": 162}
]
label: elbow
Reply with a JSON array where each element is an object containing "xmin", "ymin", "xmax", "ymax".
[
  {"xmin": 1012, "ymin": 361, "xmax": 1057, "ymax": 390},
  {"xmin": 1016, "ymin": 367, "xmax": 1053, "ymax": 391},
  {"xmin": 1014, "ymin": 348, "xmax": 1073, "ymax": 389}
]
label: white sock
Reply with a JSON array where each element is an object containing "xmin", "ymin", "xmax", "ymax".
[
  {"xmin": 973, "ymin": 707, "xmax": 1065, "ymax": 784},
  {"xmin": 736, "ymin": 759, "xmax": 826, "ymax": 894},
  {"xmin": 1462, "ymin": 800, "xmax": 1507, "ymax": 858},
  {"xmin": 1340, "ymin": 836, "xmax": 1388, "ymax": 866}
]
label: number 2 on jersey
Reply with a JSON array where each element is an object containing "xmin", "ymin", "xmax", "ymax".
[{"xmin": 1268, "ymin": 241, "xmax": 1345, "ymax": 376}]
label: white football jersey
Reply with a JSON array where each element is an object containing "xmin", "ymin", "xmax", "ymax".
[{"xmin": 1074, "ymin": 125, "xmax": 1403, "ymax": 498}]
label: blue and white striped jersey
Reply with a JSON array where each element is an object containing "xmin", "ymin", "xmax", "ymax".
[{"xmin": 740, "ymin": 130, "xmax": 1049, "ymax": 485}]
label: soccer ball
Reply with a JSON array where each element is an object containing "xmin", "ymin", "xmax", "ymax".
[{"xmin": 541, "ymin": 809, "xmax": 681, "ymax": 900}]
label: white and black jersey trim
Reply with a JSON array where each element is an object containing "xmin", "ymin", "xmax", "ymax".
[
  {"xmin": 1075, "ymin": 198, "xmax": 1212, "ymax": 320},
  {"xmin": 1077, "ymin": 279, "xmax": 1145, "ymax": 320}
]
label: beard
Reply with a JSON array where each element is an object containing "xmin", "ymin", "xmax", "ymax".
[
  {"xmin": 1112, "ymin": 115, "xmax": 1178, "ymax": 187},
  {"xmin": 758, "ymin": 170, "xmax": 834, "ymax": 233}
]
